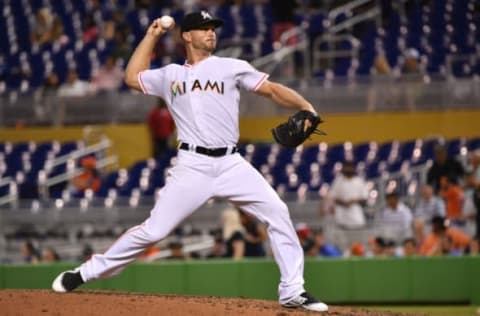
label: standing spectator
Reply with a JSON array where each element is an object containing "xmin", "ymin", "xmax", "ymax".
[
  {"xmin": 239, "ymin": 209, "xmax": 267, "ymax": 257},
  {"xmin": 147, "ymin": 98, "xmax": 175, "ymax": 160},
  {"xmin": 419, "ymin": 216, "xmax": 471, "ymax": 256},
  {"xmin": 327, "ymin": 160, "xmax": 369, "ymax": 229},
  {"xmin": 91, "ymin": 56, "xmax": 124, "ymax": 93},
  {"xmin": 413, "ymin": 184, "xmax": 446, "ymax": 243},
  {"xmin": 439, "ymin": 176, "xmax": 465, "ymax": 224},
  {"xmin": 427, "ymin": 143, "xmax": 465, "ymax": 193},
  {"xmin": 70, "ymin": 156, "xmax": 102, "ymax": 197},
  {"xmin": 222, "ymin": 207, "xmax": 245, "ymax": 260},
  {"xmin": 379, "ymin": 191, "xmax": 413, "ymax": 242}
]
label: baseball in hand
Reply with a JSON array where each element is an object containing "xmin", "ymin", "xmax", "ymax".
[{"xmin": 160, "ymin": 15, "xmax": 174, "ymax": 29}]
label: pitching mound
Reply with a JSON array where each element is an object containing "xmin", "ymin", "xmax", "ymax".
[{"xmin": 0, "ymin": 289, "xmax": 423, "ymax": 315}]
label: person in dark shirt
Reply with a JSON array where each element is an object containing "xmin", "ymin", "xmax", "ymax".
[
  {"xmin": 239, "ymin": 210, "xmax": 267, "ymax": 257},
  {"xmin": 427, "ymin": 144, "xmax": 465, "ymax": 193}
]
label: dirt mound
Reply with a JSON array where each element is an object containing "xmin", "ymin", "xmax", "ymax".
[{"xmin": 0, "ymin": 289, "xmax": 422, "ymax": 316}]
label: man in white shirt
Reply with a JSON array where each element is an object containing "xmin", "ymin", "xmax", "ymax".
[
  {"xmin": 328, "ymin": 160, "xmax": 369, "ymax": 229},
  {"xmin": 52, "ymin": 11, "xmax": 328, "ymax": 313},
  {"xmin": 379, "ymin": 191, "xmax": 414, "ymax": 242}
]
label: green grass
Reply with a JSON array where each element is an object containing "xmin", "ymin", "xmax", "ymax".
[{"xmin": 368, "ymin": 305, "xmax": 480, "ymax": 316}]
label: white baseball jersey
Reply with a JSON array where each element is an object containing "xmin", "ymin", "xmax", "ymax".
[{"xmin": 138, "ymin": 56, "xmax": 269, "ymax": 147}]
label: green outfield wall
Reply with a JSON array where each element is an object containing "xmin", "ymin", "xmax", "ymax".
[{"xmin": 1, "ymin": 257, "xmax": 479, "ymax": 304}]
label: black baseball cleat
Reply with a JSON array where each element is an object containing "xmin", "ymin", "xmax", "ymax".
[
  {"xmin": 282, "ymin": 292, "xmax": 329, "ymax": 312},
  {"xmin": 52, "ymin": 268, "xmax": 84, "ymax": 293}
]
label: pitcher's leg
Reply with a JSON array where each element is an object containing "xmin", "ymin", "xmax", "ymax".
[
  {"xmin": 215, "ymin": 155, "xmax": 305, "ymax": 303},
  {"xmin": 79, "ymin": 164, "xmax": 213, "ymax": 282}
]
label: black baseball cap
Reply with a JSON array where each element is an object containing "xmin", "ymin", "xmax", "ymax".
[{"xmin": 180, "ymin": 11, "xmax": 224, "ymax": 32}]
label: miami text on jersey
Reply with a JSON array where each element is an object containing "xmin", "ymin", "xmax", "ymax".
[{"xmin": 170, "ymin": 80, "xmax": 225, "ymax": 102}]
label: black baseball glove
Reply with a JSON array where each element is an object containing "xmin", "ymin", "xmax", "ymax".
[{"xmin": 271, "ymin": 110, "xmax": 326, "ymax": 148}]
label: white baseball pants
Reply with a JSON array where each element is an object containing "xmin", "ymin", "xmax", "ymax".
[{"xmin": 79, "ymin": 150, "xmax": 305, "ymax": 303}]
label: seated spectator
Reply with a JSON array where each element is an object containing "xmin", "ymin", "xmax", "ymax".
[
  {"xmin": 312, "ymin": 229, "xmax": 342, "ymax": 258},
  {"xmin": 82, "ymin": 15, "xmax": 99, "ymax": 44},
  {"xmin": 20, "ymin": 240, "xmax": 41, "ymax": 264},
  {"xmin": 239, "ymin": 210, "xmax": 267, "ymax": 257},
  {"xmin": 467, "ymin": 236, "xmax": 479, "ymax": 255},
  {"xmin": 413, "ymin": 184, "xmax": 446, "ymax": 243},
  {"xmin": 440, "ymin": 235, "xmax": 463, "ymax": 256},
  {"xmin": 440, "ymin": 176, "xmax": 465, "ymax": 224},
  {"xmin": 379, "ymin": 191, "xmax": 413, "ymax": 242},
  {"xmin": 166, "ymin": 241, "xmax": 187, "ymax": 260},
  {"xmin": 366, "ymin": 236, "xmax": 387, "ymax": 257},
  {"xmin": 42, "ymin": 246, "xmax": 61, "ymax": 263},
  {"xmin": 57, "ymin": 69, "xmax": 92, "ymax": 97},
  {"xmin": 70, "ymin": 156, "xmax": 102, "ymax": 196},
  {"xmin": 427, "ymin": 143, "xmax": 465, "ymax": 193},
  {"xmin": 327, "ymin": 160, "xmax": 369, "ymax": 229},
  {"xmin": 402, "ymin": 238, "xmax": 418, "ymax": 257},
  {"xmin": 349, "ymin": 242, "xmax": 366, "ymax": 258},
  {"xmin": 91, "ymin": 56, "xmax": 124, "ymax": 93},
  {"xmin": 206, "ymin": 236, "xmax": 225, "ymax": 259},
  {"xmin": 295, "ymin": 222, "xmax": 314, "ymax": 254},
  {"xmin": 419, "ymin": 216, "xmax": 471, "ymax": 256},
  {"xmin": 222, "ymin": 207, "xmax": 245, "ymax": 260},
  {"xmin": 464, "ymin": 151, "xmax": 480, "ymax": 236}
]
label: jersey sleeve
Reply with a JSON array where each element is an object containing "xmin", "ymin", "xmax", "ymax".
[
  {"xmin": 235, "ymin": 60, "xmax": 269, "ymax": 92},
  {"xmin": 137, "ymin": 68, "xmax": 168, "ymax": 98}
]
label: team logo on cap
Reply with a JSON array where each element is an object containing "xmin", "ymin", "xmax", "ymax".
[{"xmin": 201, "ymin": 11, "xmax": 212, "ymax": 20}]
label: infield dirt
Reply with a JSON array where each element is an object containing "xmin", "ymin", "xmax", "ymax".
[{"xmin": 0, "ymin": 289, "xmax": 425, "ymax": 315}]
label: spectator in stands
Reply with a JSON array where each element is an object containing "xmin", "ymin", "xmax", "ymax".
[
  {"xmin": 222, "ymin": 207, "xmax": 245, "ymax": 260},
  {"xmin": 327, "ymin": 160, "xmax": 369, "ymax": 229},
  {"xmin": 464, "ymin": 151, "xmax": 480, "ymax": 237},
  {"xmin": 70, "ymin": 156, "xmax": 102, "ymax": 196},
  {"xmin": 34, "ymin": 72, "xmax": 60, "ymax": 120},
  {"xmin": 379, "ymin": 191, "xmax": 413, "ymax": 242},
  {"xmin": 166, "ymin": 241, "xmax": 187, "ymax": 260},
  {"xmin": 440, "ymin": 235, "xmax": 463, "ymax": 256},
  {"xmin": 147, "ymin": 98, "xmax": 175, "ymax": 160},
  {"xmin": 270, "ymin": 0, "xmax": 299, "ymax": 46},
  {"xmin": 91, "ymin": 56, "xmax": 124, "ymax": 93},
  {"xmin": 80, "ymin": 244, "xmax": 94, "ymax": 262},
  {"xmin": 427, "ymin": 143, "xmax": 465, "ymax": 193},
  {"xmin": 206, "ymin": 236, "xmax": 225, "ymax": 259},
  {"xmin": 30, "ymin": 8, "xmax": 68, "ymax": 46},
  {"xmin": 439, "ymin": 175, "xmax": 465, "ymax": 224},
  {"xmin": 82, "ymin": 15, "xmax": 99, "ymax": 44},
  {"xmin": 349, "ymin": 242, "xmax": 366, "ymax": 258},
  {"xmin": 413, "ymin": 184, "xmax": 446, "ymax": 243},
  {"xmin": 401, "ymin": 48, "xmax": 421, "ymax": 75},
  {"xmin": 402, "ymin": 238, "xmax": 418, "ymax": 256},
  {"xmin": 20, "ymin": 240, "xmax": 41, "ymax": 264},
  {"xmin": 42, "ymin": 246, "xmax": 61, "ymax": 263},
  {"xmin": 367, "ymin": 51, "xmax": 393, "ymax": 112},
  {"xmin": 295, "ymin": 222, "xmax": 314, "ymax": 254},
  {"xmin": 311, "ymin": 228, "xmax": 342, "ymax": 258},
  {"xmin": 419, "ymin": 216, "xmax": 471, "ymax": 256},
  {"xmin": 467, "ymin": 236, "xmax": 479, "ymax": 255},
  {"xmin": 367, "ymin": 236, "xmax": 387, "ymax": 257},
  {"xmin": 239, "ymin": 209, "xmax": 267, "ymax": 257},
  {"xmin": 57, "ymin": 69, "xmax": 92, "ymax": 97}
]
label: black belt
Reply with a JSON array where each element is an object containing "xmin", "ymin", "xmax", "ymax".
[{"xmin": 179, "ymin": 143, "xmax": 237, "ymax": 157}]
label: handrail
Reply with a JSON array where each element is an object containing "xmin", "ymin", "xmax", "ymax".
[
  {"xmin": 43, "ymin": 155, "xmax": 118, "ymax": 188},
  {"xmin": 327, "ymin": 0, "xmax": 373, "ymax": 20},
  {"xmin": 327, "ymin": 6, "xmax": 380, "ymax": 34},
  {"xmin": 48, "ymin": 137, "xmax": 111, "ymax": 170}
]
